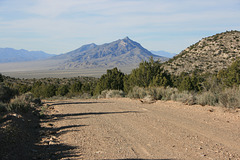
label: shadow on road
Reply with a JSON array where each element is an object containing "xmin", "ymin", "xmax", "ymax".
[
  {"xmin": 0, "ymin": 108, "xmax": 86, "ymax": 160},
  {"xmin": 110, "ymin": 159, "xmax": 176, "ymax": 160},
  {"xmin": 51, "ymin": 110, "xmax": 141, "ymax": 118},
  {"xmin": 36, "ymin": 122, "xmax": 86, "ymax": 159},
  {"xmin": 45, "ymin": 101, "xmax": 111, "ymax": 106}
]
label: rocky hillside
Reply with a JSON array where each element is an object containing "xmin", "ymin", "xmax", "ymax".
[
  {"xmin": 54, "ymin": 37, "xmax": 167, "ymax": 70},
  {"xmin": 163, "ymin": 30, "xmax": 240, "ymax": 75}
]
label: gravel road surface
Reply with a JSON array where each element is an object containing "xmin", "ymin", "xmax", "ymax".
[{"xmin": 42, "ymin": 98, "xmax": 240, "ymax": 160}]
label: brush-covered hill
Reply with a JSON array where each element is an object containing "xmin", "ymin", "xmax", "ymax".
[
  {"xmin": 163, "ymin": 30, "xmax": 240, "ymax": 75},
  {"xmin": 53, "ymin": 37, "xmax": 168, "ymax": 70}
]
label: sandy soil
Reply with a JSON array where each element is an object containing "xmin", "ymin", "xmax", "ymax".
[{"xmin": 41, "ymin": 98, "xmax": 240, "ymax": 160}]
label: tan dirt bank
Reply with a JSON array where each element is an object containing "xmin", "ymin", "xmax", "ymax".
[{"xmin": 41, "ymin": 98, "xmax": 240, "ymax": 160}]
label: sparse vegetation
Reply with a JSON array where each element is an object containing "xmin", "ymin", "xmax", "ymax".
[
  {"xmin": 1, "ymin": 55, "xmax": 240, "ymax": 109},
  {"xmin": 1, "ymin": 31, "xmax": 240, "ymax": 111}
]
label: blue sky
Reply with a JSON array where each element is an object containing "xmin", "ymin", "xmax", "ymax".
[{"xmin": 0, "ymin": 0, "xmax": 240, "ymax": 55}]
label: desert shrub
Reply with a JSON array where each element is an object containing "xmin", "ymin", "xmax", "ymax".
[
  {"xmin": 147, "ymin": 87, "xmax": 163, "ymax": 100},
  {"xmin": 98, "ymin": 90, "xmax": 108, "ymax": 99},
  {"xmin": 196, "ymin": 91, "xmax": 218, "ymax": 106},
  {"xmin": 127, "ymin": 86, "xmax": 148, "ymax": 99},
  {"xmin": 79, "ymin": 93, "xmax": 92, "ymax": 99},
  {"xmin": 148, "ymin": 87, "xmax": 179, "ymax": 101},
  {"xmin": 0, "ymin": 84, "xmax": 14, "ymax": 103},
  {"xmin": 98, "ymin": 90, "xmax": 125, "ymax": 99},
  {"xmin": 0, "ymin": 102, "xmax": 7, "ymax": 112},
  {"xmin": 128, "ymin": 87, "xmax": 178, "ymax": 101},
  {"xmin": 106, "ymin": 90, "xmax": 125, "ymax": 98},
  {"xmin": 160, "ymin": 87, "xmax": 178, "ymax": 100},
  {"xmin": 219, "ymin": 87, "xmax": 240, "ymax": 108},
  {"xmin": 8, "ymin": 92, "xmax": 41, "ymax": 112},
  {"xmin": 171, "ymin": 91, "xmax": 195, "ymax": 104}
]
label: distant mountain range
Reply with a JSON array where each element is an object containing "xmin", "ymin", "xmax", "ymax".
[
  {"xmin": 0, "ymin": 37, "xmax": 168, "ymax": 73},
  {"xmin": 0, "ymin": 48, "xmax": 55, "ymax": 63},
  {"xmin": 150, "ymin": 50, "xmax": 176, "ymax": 58},
  {"xmin": 52, "ymin": 37, "xmax": 168, "ymax": 70}
]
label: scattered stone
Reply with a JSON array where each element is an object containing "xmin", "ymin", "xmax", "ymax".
[
  {"xmin": 47, "ymin": 123, "xmax": 54, "ymax": 126},
  {"xmin": 96, "ymin": 151, "xmax": 103, "ymax": 154},
  {"xmin": 208, "ymin": 109, "xmax": 214, "ymax": 112},
  {"xmin": 49, "ymin": 141, "xmax": 57, "ymax": 145}
]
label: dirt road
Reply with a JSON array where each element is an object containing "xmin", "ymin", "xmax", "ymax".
[{"xmin": 41, "ymin": 98, "xmax": 240, "ymax": 160}]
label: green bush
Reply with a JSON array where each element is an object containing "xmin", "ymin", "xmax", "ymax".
[
  {"xmin": 0, "ymin": 74, "xmax": 3, "ymax": 82},
  {"xmin": 217, "ymin": 59, "xmax": 240, "ymax": 88},
  {"xmin": 95, "ymin": 68, "xmax": 125, "ymax": 95},
  {"xmin": 56, "ymin": 85, "xmax": 69, "ymax": 96},
  {"xmin": 127, "ymin": 57, "xmax": 172, "ymax": 90}
]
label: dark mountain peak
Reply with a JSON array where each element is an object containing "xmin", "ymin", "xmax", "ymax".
[
  {"xmin": 117, "ymin": 36, "xmax": 142, "ymax": 48},
  {"xmin": 123, "ymin": 36, "xmax": 130, "ymax": 40},
  {"xmin": 122, "ymin": 36, "xmax": 135, "ymax": 43}
]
